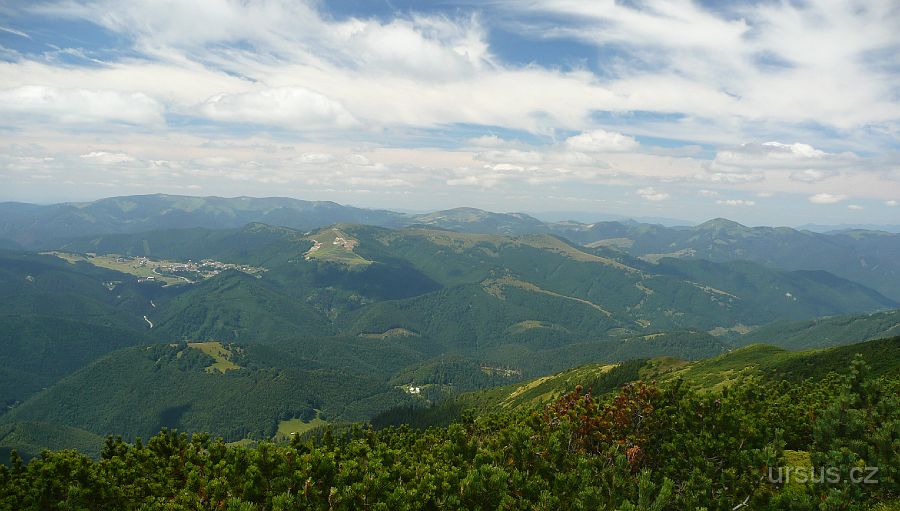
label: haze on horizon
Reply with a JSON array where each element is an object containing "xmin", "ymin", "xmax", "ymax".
[{"xmin": 1, "ymin": 0, "xmax": 898, "ymax": 226}]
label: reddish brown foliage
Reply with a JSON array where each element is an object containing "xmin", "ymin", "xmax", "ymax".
[{"xmin": 543, "ymin": 381, "xmax": 660, "ymax": 469}]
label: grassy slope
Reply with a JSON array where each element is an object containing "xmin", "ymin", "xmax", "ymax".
[
  {"xmin": 735, "ymin": 309, "xmax": 900, "ymax": 349},
  {"xmin": 450, "ymin": 336, "xmax": 900, "ymax": 415}
]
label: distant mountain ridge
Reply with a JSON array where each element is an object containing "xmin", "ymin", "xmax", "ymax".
[
  {"xmin": 3, "ymin": 194, "xmax": 900, "ymax": 300},
  {"xmin": 0, "ymin": 194, "xmax": 405, "ymax": 247}
]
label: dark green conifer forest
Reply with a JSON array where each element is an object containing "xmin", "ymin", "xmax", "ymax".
[{"xmin": 2, "ymin": 351, "xmax": 897, "ymax": 510}]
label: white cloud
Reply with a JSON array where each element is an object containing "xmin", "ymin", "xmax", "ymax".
[
  {"xmin": 636, "ymin": 187, "xmax": 669, "ymax": 201},
  {"xmin": 0, "ymin": 26, "xmax": 30, "ymax": 38},
  {"xmin": 345, "ymin": 154, "xmax": 372, "ymax": 166},
  {"xmin": 885, "ymin": 200, "xmax": 897, "ymax": 206},
  {"xmin": 475, "ymin": 149, "xmax": 544, "ymax": 164},
  {"xmin": 199, "ymin": 87, "xmax": 358, "ymax": 129},
  {"xmin": 698, "ymin": 189, "xmax": 719, "ymax": 197},
  {"xmin": 0, "ymin": 85, "xmax": 164, "ymax": 125},
  {"xmin": 503, "ymin": 1, "xmax": 900, "ymax": 131},
  {"xmin": 712, "ymin": 141, "xmax": 852, "ymax": 172},
  {"xmin": 446, "ymin": 166, "xmax": 509, "ymax": 188},
  {"xmin": 565, "ymin": 129, "xmax": 639, "ymax": 152},
  {"xmin": 0, "ymin": 0, "xmax": 898, "ymax": 221},
  {"xmin": 716, "ymin": 199, "xmax": 755, "ymax": 206},
  {"xmin": 296, "ymin": 152, "xmax": 335, "ymax": 164},
  {"xmin": 79, "ymin": 151, "xmax": 135, "ymax": 164},
  {"xmin": 467, "ymin": 135, "xmax": 511, "ymax": 147},
  {"xmin": 9, "ymin": 0, "xmax": 898, "ymax": 142},
  {"xmin": 756, "ymin": 191, "xmax": 775, "ymax": 198},
  {"xmin": 847, "ymin": 204, "xmax": 863, "ymax": 210},
  {"xmin": 790, "ymin": 169, "xmax": 836, "ymax": 183},
  {"xmin": 809, "ymin": 193, "xmax": 847, "ymax": 204},
  {"xmin": 695, "ymin": 171, "xmax": 764, "ymax": 183}
]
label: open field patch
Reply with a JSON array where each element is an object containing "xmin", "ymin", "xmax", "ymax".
[
  {"xmin": 304, "ymin": 228, "xmax": 370, "ymax": 266},
  {"xmin": 358, "ymin": 328, "xmax": 420, "ymax": 340},
  {"xmin": 275, "ymin": 413, "xmax": 327, "ymax": 441},
  {"xmin": 188, "ymin": 341, "xmax": 241, "ymax": 373}
]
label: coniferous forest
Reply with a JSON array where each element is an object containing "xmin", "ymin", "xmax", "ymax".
[{"xmin": 2, "ymin": 350, "xmax": 898, "ymax": 510}]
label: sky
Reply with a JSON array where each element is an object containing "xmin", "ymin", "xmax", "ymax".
[{"xmin": 1, "ymin": 0, "xmax": 899, "ymax": 226}]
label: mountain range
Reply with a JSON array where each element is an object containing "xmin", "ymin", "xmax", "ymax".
[
  {"xmin": 1, "ymin": 193, "xmax": 898, "ymax": 463},
  {"xmin": 3, "ymin": 194, "xmax": 899, "ymax": 301}
]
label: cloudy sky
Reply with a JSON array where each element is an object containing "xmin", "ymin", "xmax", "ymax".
[{"xmin": 1, "ymin": 0, "xmax": 899, "ymax": 226}]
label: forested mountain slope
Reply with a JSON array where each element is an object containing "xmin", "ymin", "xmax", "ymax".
[
  {"xmin": 1, "ymin": 221, "xmax": 898, "ymax": 470},
  {"xmin": 1, "ymin": 341, "xmax": 408, "ymax": 444},
  {"xmin": 6, "ymin": 338, "xmax": 896, "ymax": 510},
  {"xmin": 734, "ymin": 309, "xmax": 900, "ymax": 349},
  {"xmin": 553, "ymin": 218, "xmax": 900, "ymax": 301},
  {"xmin": 53, "ymin": 223, "xmax": 899, "ymax": 347}
]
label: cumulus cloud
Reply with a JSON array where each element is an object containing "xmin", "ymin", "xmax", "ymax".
[
  {"xmin": 0, "ymin": 85, "xmax": 164, "ymax": 125},
  {"xmin": 698, "ymin": 189, "xmax": 719, "ymax": 197},
  {"xmin": 2, "ymin": 0, "xmax": 899, "ymax": 220},
  {"xmin": 716, "ymin": 199, "xmax": 755, "ymax": 206},
  {"xmin": 636, "ymin": 187, "xmax": 669, "ymax": 201},
  {"xmin": 809, "ymin": 193, "xmax": 847, "ymax": 204},
  {"xmin": 199, "ymin": 87, "xmax": 358, "ymax": 129},
  {"xmin": 847, "ymin": 204, "xmax": 863, "ymax": 210},
  {"xmin": 712, "ymin": 141, "xmax": 852, "ymax": 173},
  {"xmin": 885, "ymin": 200, "xmax": 897, "ymax": 206},
  {"xmin": 565, "ymin": 129, "xmax": 639, "ymax": 152}
]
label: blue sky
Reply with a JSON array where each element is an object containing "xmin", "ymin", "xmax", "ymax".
[{"xmin": 0, "ymin": 0, "xmax": 898, "ymax": 226}]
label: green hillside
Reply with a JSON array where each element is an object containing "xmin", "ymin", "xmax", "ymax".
[
  {"xmin": 396, "ymin": 336, "xmax": 899, "ymax": 422},
  {"xmin": 49, "ymin": 223, "xmax": 899, "ymax": 338},
  {"xmin": 148, "ymin": 271, "xmax": 336, "ymax": 343},
  {"xmin": 1, "ymin": 341, "xmax": 409, "ymax": 443},
  {"xmin": 555, "ymin": 218, "xmax": 900, "ymax": 302},
  {"xmin": 735, "ymin": 309, "xmax": 900, "ymax": 349},
  {"xmin": 7, "ymin": 339, "xmax": 895, "ymax": 510},
  {"xmin": 3, "ymin": 222, "xmax": 899, "ymax": 469},
  {"xmin": 0, "ymin": 422, "xmax": 104, "ymax": 462},
  {"xmin": 0, "ymin": 251, "xmax": 160, "ymax": 331},
  {"xmin": 0, "ymin": 315, "xmax": 149, "ymax": 408},
  {"xmin": 343, "ymin": 225, "xmax": 896, "ymax": 333}
]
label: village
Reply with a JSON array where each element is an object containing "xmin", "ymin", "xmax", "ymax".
[
  {"xmin": 123, "ymin": 256, "xmax": 265, "ymax": 284},
  {"xmin": 44, "ymin": 251, "xmax": 265, "ymax": 286}
]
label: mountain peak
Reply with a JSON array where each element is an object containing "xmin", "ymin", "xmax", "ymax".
[{"xmin": 696, "ymin": 218, "xmax": 748, "ymax": 231}]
